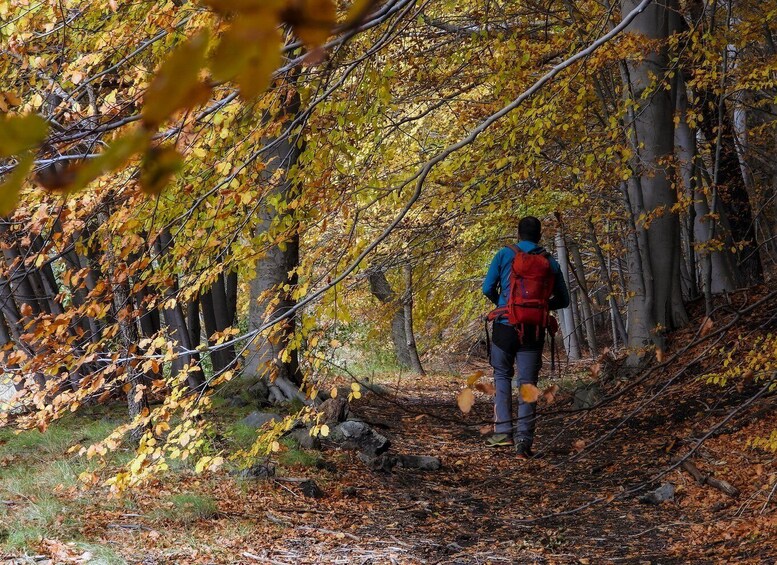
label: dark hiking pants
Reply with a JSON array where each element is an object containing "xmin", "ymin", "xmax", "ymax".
[{"xmin": 490, "ymin": 323, "xmax": 543, "ymax": 444}]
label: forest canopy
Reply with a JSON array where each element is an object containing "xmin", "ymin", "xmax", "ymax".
[{"xmin": 0, "ymin": 0, "xmax": 775, "ymax": 493}]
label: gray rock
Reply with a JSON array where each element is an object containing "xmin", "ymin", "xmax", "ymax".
[
  {"xmin": 640, "ymin": 482, "xmax": 675, "ymax": 504},
  {"xmin": 397, "ymin": 455, "xmax": 442, "ymax": 471},
  {"xmin": 240, "ymin": 411, "xmax": 279, "ymax": 428},
  {"xmin": 300, "ymin": 479, "xmax": 325, "ymax": 498},
  {"xmin": 289, "ymin": 428, "xmax": 322, "ymax": 450},
  {"xmin": 334, "ymin": 420, "xmax": 391, "ymax": 456},
  {"xmin": 573, "ymin": 383, "xmax": 603, "ymax": 410},
  {"xmin": 238, "ymin": 462, "xmax": 276, "ymax": 479}
]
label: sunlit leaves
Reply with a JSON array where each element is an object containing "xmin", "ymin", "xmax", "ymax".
[
  {"xmin": 142, "ymin": 30, "xmax": 211, "ymax": 127},
  {"xmin": 0, "ymin": 114, "xmax": 48, "ymax": 157},
  {"xmin": 0, "ymin": 152, "xmax": 34, "ymax": 215},
  {"xmin": 519, "ymin": 383, "xmax": 540, "ymax": 403},
  {"xmin": 210, "ymin": 15, "xmax": 282, "ymax": 98}
]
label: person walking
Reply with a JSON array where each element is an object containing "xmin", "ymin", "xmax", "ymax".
[{"xmin": 482, "ymin": 216, "xmax": 570, "ymax": 458}]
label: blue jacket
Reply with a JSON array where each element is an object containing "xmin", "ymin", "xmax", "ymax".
[{"xmin": 482, "ymin": 240, "xmax": 570, "ymax": 324}]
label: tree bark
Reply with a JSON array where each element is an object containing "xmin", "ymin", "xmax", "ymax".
[
  {"xmin": 367, "ymin": 268, "xmax": 412, "ymax": 368},
  {"xmin": 244, "ymin": 104, "xmax": 305, "ymax": 403},
  {"xmin": 620, "ymin": 0, "xmax": 688, "ymax": 357},
  {"xmin": 569, "ymin": 241, "xmax": 597, "ymax": 356},
  {"xmin": 555, "ymin": 231, "xmax": 581, "ymax": 360},
  {"xmin": 402, "ymin": 263, "xmax": 425, "ymax": 375}
]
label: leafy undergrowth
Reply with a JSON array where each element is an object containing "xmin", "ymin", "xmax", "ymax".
[{"xmin": 1, "ymin": 291, "xmax": 776, "ymax": 564}]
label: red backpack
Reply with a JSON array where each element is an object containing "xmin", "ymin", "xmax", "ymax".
[{"xmin": 487, "ymin": 245, "xmax": 558, "ymax": 338}]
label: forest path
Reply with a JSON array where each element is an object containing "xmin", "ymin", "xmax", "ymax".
[
  {"xmin": 240, "ymin": 351, "xmax": 773, "ymax": 565},
  {"xmin": 314, "ymin": 373, "xmax": 682, "ymax": 564}
]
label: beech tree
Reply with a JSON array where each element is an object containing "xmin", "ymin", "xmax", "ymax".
[{"xmin": 0, "ymin": 0, "xmax": 773, "ymax": 487}]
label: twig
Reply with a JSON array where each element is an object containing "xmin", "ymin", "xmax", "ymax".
[
  {"xmin": 677, "ymin": 459, "xmax": 740, "ymax": 497},
  {"xmin": 762, "ymin": 480, "xmax": 777, "ymax": 514},
  {"xmin": 297, "ymin": 525, "xmax": 360, "ymax": 541}
]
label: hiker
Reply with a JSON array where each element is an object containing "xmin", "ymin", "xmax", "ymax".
[{"xmin": 482, "ymin": 216, "xmax": 569, "ymax": 458}]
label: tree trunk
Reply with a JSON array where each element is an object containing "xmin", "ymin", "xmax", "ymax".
[
  {"xmin": 620, "ymin": 0, "xmax": 688, "ymax": 356},
  {"xmin": 154, "ymin": 231, "xmax": 205, "ymax": 391},
  {"xmin": 699, "ymin": 89, "xmax": 763, "ymax": 285},
  {"xmin": 244, "ymin": 109, "xmax": 306, "ymax": 404},
  {"xmin": 555, "ymin": 231, "xmax": 581, "ymax": 360},
  {"xmin": 402, "ymin": 263, "xmax": 425, "ymax": 375},
  {"xmin": 367, "ymin": 268, "xmax": 411, "ymax": 368},
  {"xmin": 587, "ymin": 219, "xmax": 628, "ymax": 349},
  {"xmin": 569, "ymin": 241, "xmax": 597, "ymax": 356}
]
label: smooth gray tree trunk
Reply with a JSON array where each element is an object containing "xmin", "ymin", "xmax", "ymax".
[
  {"xmin": 555, "ymin": 231, "xmax": 581, "ymax": 360},
  {"xmin": 621, "ymin": 0, "xmax": 688, "ymax": 357},
  {"xmin": 368, "ymin": 268, "xmax": 412, "ymax": 368},
  {"xmin": 402, "ymin": 263, "xmax": 425, "ymax": 375}
]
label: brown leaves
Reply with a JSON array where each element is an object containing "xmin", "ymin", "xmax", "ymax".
[
  {"xmin": 473, "ymin": 381, "xmax": 496, "ymax": 396},
  {"xmin": 456, "ymin": 388, "xmax": 475, "ymax": 414},
  {"xmin": 542, "ymin": 384, "xmax": 559, "ymax": 404},
  {"xmin": 140, "ymin": 145, "xmax": 183, "ymax": 195},
  {"xmin": 282, "ymin": 0, "xmax": 336, "ymax": 48},
  {"xmin": 700, "ymin": 316, "xmax": 714, "ymax": 337}
]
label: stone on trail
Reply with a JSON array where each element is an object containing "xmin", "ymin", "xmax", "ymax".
[
  {"xmin": 639, "ymin": 482, "xmax": 675, "ymax": 504},
  {"xmin": 238, "ymin": 462, "xmax": 276, "ymax": 479},
  {"xmin": 318, "ymin": 396, "xmax": 349, "ymax": 425},
  {"xmin": 239, "ymin": 411, "xmax": 279, "ymax": 428},
  {"xmin": 573, "ymin": 382, "xmax": 604, "ymax": 410},
  {"xmin": 289, "ymin": 428, "xmax": 322, "ymax": 450},
  {"xmin": 300, "ymin": 479, "xmax": 325, "ymax": 498},
  {"xmin": 332, "ymin": 420, "xmax": 391, "ymax": 456}
]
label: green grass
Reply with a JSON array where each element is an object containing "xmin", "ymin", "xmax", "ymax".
[
  {"xmin": 0, "ymin": 405, "xmax": 130, "ymax": 555},
  {"xmin": 154, "ymin": 493, "xmax": 219, "ymax": 524}
]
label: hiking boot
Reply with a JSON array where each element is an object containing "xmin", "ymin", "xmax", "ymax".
[
  {"xmin": 515, "ymin": 439, "xmax": 534, "ymax": 459},
  {"xmin": 485, "ymin": 433, "xmax": 513, "ymax": 448}
]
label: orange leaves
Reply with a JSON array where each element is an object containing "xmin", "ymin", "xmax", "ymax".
[
  {"xmin": 456, "ymin": 388, "xmax": 475, "ymax": 414},
  {"xmin": 519, "ymin": 383, "xmax": 540, "ymax": 403},
  {"xmin": 284, "ymin": 0, "xmax": 337, "ymax": 48},
  {"xmin": 542, "ymin": 384, "xmax": 559, "ymax": 404},
  {"xmin": 142, "ymin": 30, "xmax": 211, "ymax": 128},
  {"xmin": 474, "ymin": 381, "xmax": 496, "ymax": 395}
]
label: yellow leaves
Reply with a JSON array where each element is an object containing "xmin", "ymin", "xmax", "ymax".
[
  {"xmin": 289, "ymin": 0, "xmax": 336, "ymax": 48},
  {"xmin": 210, "ymin": 14, "xmax": 282, "ymax": 99},
  {"xmin": 466, "ymin": 370, "xmax": 485, "ymax": 386},
  {"xmin": 142, "ymin": 30, "xmax": 211, "ymax": 128},
  {"xmin": 0, "ymin": 152, "xmax": 34, "ymax": 216},
  {"xmin": 349, "ymin": 382, "xmax": 361, "ymax": 400},
  {"xmin": 0, "ymin": 113, "xmax": 48, "ymax": 157},
  {"xmin": 519, "ymin": 383, "xmax": 540, "ymax": 403},
  {"xmin": 457, "ymin": 388, "xmax": 475, "ymax": 414},
  {"xmin": 195, "ymin": 455, "xmax": 224, "ymax": 473}
]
